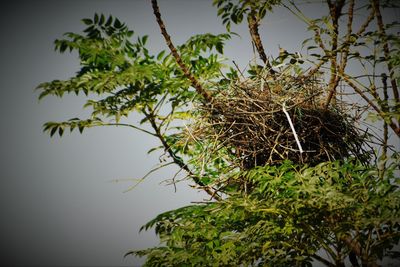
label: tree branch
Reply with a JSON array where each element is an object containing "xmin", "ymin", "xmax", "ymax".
[
  {"xmin": 247, "ymin": 10, "xmax": 275, "ymax": 76},
  {"xmin": 372, "ymin": 0, "xmax": 399, "ymax": 105},
  {"xmin": 342, "ymin": 235, "xmax": 379, "ymax": 267},
  {"xmin": 342, "ymin": 73, "xmax": 400, "ymax": 137},
  {"xmin": 356, "ymin": 7, "xmax": 375, "ymax": 37},
  {"xmin": 381, "ymin": 73, "xmax": 389, "ymax": 174},
  {"xmin": 150, "ymin": 0, "xmax": 213, "ymax": 103},
  {"xmin": 338, "ymin": 0, "xmax": 355, "ymax": 75},
  {"xmin": 305, "ymin": 1, "xmax": 373, "ymax": 83},
  {"xmin": 324, "ymin": 0, "xmax": 345, "ymax": 109},
  {"xmin": 100, "ymin": 122, "xmax": 157, "ymax": 137},
  {"xmin": 144, "ymin": 108, "xmax": 220, "ymax": 200}
]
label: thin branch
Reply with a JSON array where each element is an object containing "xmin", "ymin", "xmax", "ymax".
[
  {"xmin": 145, "ymin": 107, "xmax": 221, "ymax": 200},
  {"xmin": 356, "ymin": 6, "xmax": 374, "ymax": 37},
  {"xmin": 381, "ymin": 73, "xmax": 389, "ymax": 178},
  {"xmin": 313, "ymin": 24, "xmax": 327, "ymax": 52},
  {"xmin": 303, "ymin": 58, "xmax": 328, "ymax": 81},
  {"xmin": 99, "ymin": 122, "xmax": 157, "ymax": 137},
  {"xmin": 150, "ymin": 0, "xmax": 213, "ymax": 103},
  {"xmin": 324, "ymin": 0, "xmax": 345, "ymax": 109},
  {"xmin": 302, "ymin": 0, "xmax": 370, "ymax": 82},
  {"xmin": 372, "ymin": 0, "xmax": 400, "ymax": 105},
  {"xmin": 325, "ymin": 0, "xmax": 355, "ymax": 110},
  {"xmin": 123, "ymin": 162, "xmax": 174, "ymax": 192},
  {"xmin": 342, "ymin": 73, "xmax": 400, "ymax": 137},
  {"xmin": 283, "ymin": 2, "xmax": 328, "ymax": 80},
  {"xmin": 338, "ymin": 0, "xmax": 355, "ymax": 75}
]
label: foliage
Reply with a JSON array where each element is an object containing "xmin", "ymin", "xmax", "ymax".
[
  {"xmin": 38, "ymin": 1, "xmax": 400, "ymax": 266},
  {"xmin": 37, "ymin": 13, "xmax": 230, "ymax": 181},
  {"xmin": 213, "ymin": 0, "xmax": 282, "ymax": 31},
  {"xmin": 127, "ymin": 159, "xmax": 400, "ymax": 267}
]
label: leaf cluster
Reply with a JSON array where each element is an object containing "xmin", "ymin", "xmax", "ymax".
[
  {"xmin": 213, "ymin": 0, "xmax": 282, "ymax": 31},
  {"xmin": 37, "ymin": 13, "xmax": 231, "ymax": 139},
  {"xmin": 128, "ymin": 159, "xmax": 400, "ymax": 266}
]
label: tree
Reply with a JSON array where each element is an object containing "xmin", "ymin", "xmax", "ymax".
[{"xmin": 37, "ymin": 0, "xmax": 400, "ymax": 266}]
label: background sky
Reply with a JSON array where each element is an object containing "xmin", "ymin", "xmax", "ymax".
[{"xmin": 0, "ymin": 1, "xmax": 398, "ymax": 266}]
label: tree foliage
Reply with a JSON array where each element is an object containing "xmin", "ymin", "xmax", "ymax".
[
  {"xmin": 38, "ymin": 0, "xmax": 400, "ymax": 266},
  {"xmin": 133, "ymin": 159, "xmax": 400, "ymax": 266}
]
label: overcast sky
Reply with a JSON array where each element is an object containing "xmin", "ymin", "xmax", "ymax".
[{"xmin": 0, "ymin": 1, "xmax": 398, "ymax": 266}]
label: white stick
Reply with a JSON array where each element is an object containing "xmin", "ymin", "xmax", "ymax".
[
  {"xmin": 282, "ymin": 102, "xmax": 304, "ymax": 154},
  {"xmin": 260, "ymin": 78, "xmax": 264, "ymax": 91}
]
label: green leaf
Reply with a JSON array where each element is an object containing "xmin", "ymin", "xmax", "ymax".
[
  {"xmin": 58, "ymin": 126, "xmax": 64, "ymax": 136},
  {"xmin": 157, "ymin": 50, "xmax": 166, "ymax": 61},
  {"xmin": 142, "ymin": 35, "xmax": 148, "ymax": 45},
  {"xmin": 50, "ymin": 126, "xmax": 58, "ymax": 137},
  {"xmin": 105, "ymin": 15, "xmax": 113, "ymax": 26},
  {"xmin": 78, "ymin": 125, "xmax": 85, "ymax": 134},
  {"xmin": 99, "ymin": 14, "xmax": 105, "ymax": 25},
  {"xmin": 114, "ymin": 18, "xmax": 122, "ymax": 28},
  {"xmin": 216, "ymin": 42, "xmax": 223, "ymax": 54},
  {"xmin": 147, "ymin": 146, "xmax": 163, "ymax": 154},
  {"xmin": 82, "ymin": 18, "xmax": 92, "ymax": 25}
]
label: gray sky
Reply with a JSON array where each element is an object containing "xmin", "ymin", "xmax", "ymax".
[{"xmin": 0, "ymin": 1, "xmax": 398, "ymax": 266}]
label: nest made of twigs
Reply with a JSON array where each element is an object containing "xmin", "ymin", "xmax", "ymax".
[{"xmin": 200, "ymin": 71, "xmax": 369, "ymax": 169}]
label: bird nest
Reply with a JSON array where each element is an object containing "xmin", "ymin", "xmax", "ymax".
[{"xmin": 200, "ymin": 71, "xmax": 369, "ymax": 169}]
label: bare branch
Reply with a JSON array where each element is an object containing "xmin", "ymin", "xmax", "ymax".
[
  {"xmin": 247, "ymin": 10, "xmax": 275, "ymax": 76},
  {"xmin": 356, "ymin": 6, "xmax": 374, "ymax": 36},
  {"xmin": 324, "ymin": 0, "xmax": 345, "ymax": 109},
  {"xmin": 381, "ymin": 73, "xmax": 389, "ymax": 174},
  {"xmin": 342, "ymin": 73, "xmax": 400, "ymax": 137},
  {"xmin": 372, "ymin": 0, "xmax": 399, "ymax": 114},
  {"xmin": 338, "ymin": 0, "xmax": 355, "ymax": 74},
  {"xmin": 150, "ymin": 0, "xmax": 213, "ymax": 103},
  {"xmin": 100, "ymin": 122, "xmax": 157, "ymax": 137}
]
